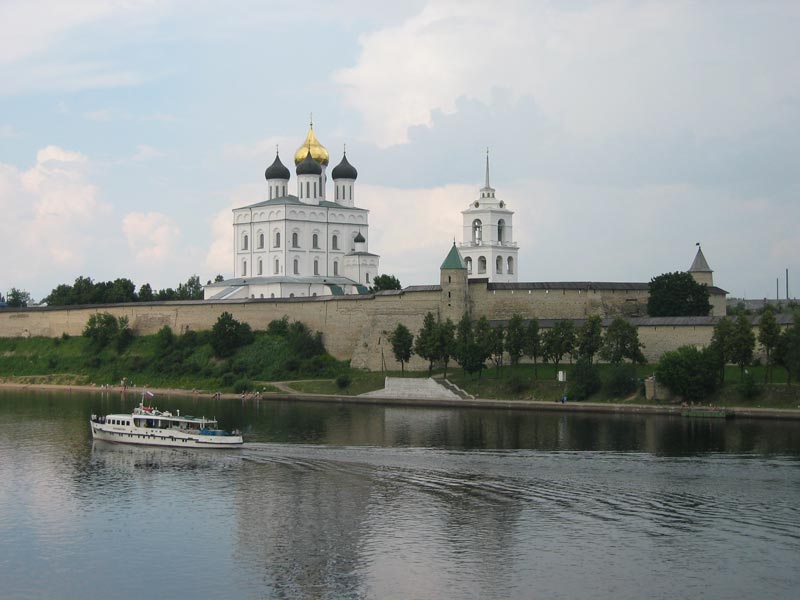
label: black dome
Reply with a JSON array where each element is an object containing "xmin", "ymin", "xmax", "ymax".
[
  {"xmin": 264, "ymin": 153, "xmax": 290, "ymax": 181},
  {"xmin": 331, "ymin": 153, "xmax": 358, "ymax": 180},
  {"xmin": 354, "ymin": 231, "xmax": 365, "ymax": 243},
  {"xmin": 296, "ymin": 148, "xmax": 322, "ymax": 176}
]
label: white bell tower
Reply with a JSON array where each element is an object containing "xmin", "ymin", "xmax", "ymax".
[{"xmin": 458, "ymin": 150, "xmax": 518, "ymax": 282}]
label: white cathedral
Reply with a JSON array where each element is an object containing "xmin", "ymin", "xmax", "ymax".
[{"xmin": 204, "ymin": 122, "xmax": 380, "ymax": 300}]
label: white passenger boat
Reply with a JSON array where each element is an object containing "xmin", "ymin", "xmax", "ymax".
[{"xmin": 90, "ymin": 395, "xmax": 243, "ymax": 448}]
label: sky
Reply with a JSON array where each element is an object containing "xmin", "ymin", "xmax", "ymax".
[{"xmin": 1, "ymin": 0, "xmax": 798, "ymax": 302}]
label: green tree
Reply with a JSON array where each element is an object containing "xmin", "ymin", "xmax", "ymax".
[
  {"xmin": 106, "ymin": 278, "xmax": 136, "ymax": 303},
  {"xmin": 214, "ymin": 274, "xmax": 225, "ymax": 283},
  {"xmin": 154, "ymin": 325, "xmax": 176, "ymax": 357},
  {"xmin": 758, "ymin": 307, "xmax": 781, "ymax": 383},
  {"xmin": 210, "ymin": 312, "xmax": 254, "ymax": 358},
  {"xmin": 389, "ymin": 323, "xmax": 414, "ymax": 375},
  {"xmin": 455, "ymin": 313, "xmax": 488, "ymax": 378},
  {"xmin": 774, "ymin": 312, "xmax": 800, "ymax": 385},
  {"xmin": 523, "ymin": 318, "xmax": 541, "ymax": 380},
  {"xmin": 414, "ymin": 312, "xmax": 439, "ymax": 375},
  {"xmin": 7, "ymin": 288, "xmax": 31, "ymax": 308},
  {"xmin": 505, "ymin": 314, "xmax": 525, "ymax": 366},
  {"xmin": 435, "ymin": 318, "xmax": 456, "ymax": 378},
  {"xmin": 177, "ymin": 275, "xmax": 204, "ymax": 300},
  {"xmin": 600, "ymin": 318, "xmax": 645, "ymax": 364},
  {"xmin": 730, "ymin": 312, "xmax": 756, "ymax": 381},
  {"xmin": 707, "ymin": 316, "xmax": 735, "ymax": 383},
  {"xmin": 656, "ymin": 345, "xmax": 719, "ymax": 401},
  {"xmin": 474, "ymin": 316, "xmax": 494, "ymax": 377},
  {"xmin": 83, "ymin": 312, "xmax": 120, "ymax": 352},
  {"xmin": 488, "ymin": 325, "xmax": 505, "ymax": 376},
  {"xmin": 371, "ymin": 274, "xmax": 402, "ymax": 292},
  {"xmin": 576, "ymin": 315, "xmax": 603, "ymax": 363},
  {"xmin": 138, "ymin": 283, "xmax": 155, "ymax": 302},
  {"xmin": 568, "ymin": 357, "xmax": 602, "ymax": 400},
  {"xmin": 647, "ymin": 271, "xmax": 711, "ymax": 316},
  {"xmin": 542, "ymin": 320, "xmax": 575, "ymax": 375}
]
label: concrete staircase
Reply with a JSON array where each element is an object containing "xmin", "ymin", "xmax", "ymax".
[
  {"xmin": 360, "ymin": 377, "xmax": 461, "ymax": 400},
  {"xmin": 440, "ymin": 379, "xmax": 475, "ymax": 400}
]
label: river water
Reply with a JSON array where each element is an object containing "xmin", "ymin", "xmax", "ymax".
[{"xmin": 1, "ymin": 389, "xmax": 799, "ymax": 599}]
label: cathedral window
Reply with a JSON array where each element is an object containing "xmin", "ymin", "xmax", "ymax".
[
  {"xmin": 274, "ymin": 231, "xmax": 280, "ymax": 248},
  {"xmin": 366, "ymin": 272, "xmax": 370, "ymax": 283},
  {"xmin": 314, "ymin": 181, "xmax": 317, "ymax": 197},
  {"xmin": 242, "ymin": 234, "xmax": 249, "ymax": 250},
  {"xmin": 312, "ymin": 233, "xmax": 319, "ymax": 249},
  {"xmin": 314, "ymin": 259, "xmax": 319, "ymax": 275},
  {"xmin": 333, "ymin": 261, "xmax": 339, "ymax": 276},
  {"xmin": 496, "ymin": 256, "xmax": 503, "ymax": 274},
  {"xmin": 472, "ymin": 219, "xmax": 482, "ymax": 244},
  {"xmin": 242, "ymin": 260, "xmax": 247, "ymax": 276},
  {"xmin": 507, "ymin": 257, "xmax": 514, "ymax": 274},
  {"xmin": 306, "ymin": 181, "xmax": 310, "ymax": 198},
  {"xmin": 274, "ymin": 259, "xmax": 279, "ymax": 275},
  {"xmin": 498, "ymin": 219, "xmax": 505, "ymax": 243},
  {"xmin": 335, "ymin": 185, "xmax": 339, "ymax": 201},
  {"xmin": 257, "ymin": 232, "xmax": 264, "ymax": 249},
  {"xmin": 349, "ymin": 186, "xmax": 352, "ymax": 201},
  {"xmin": 332, "ymin": 234, "xmax": 339, "ymax": 250},
  {"xmin": 257, "ymin": 259, "xmax": 263, "ymax": 275},
  {"xmin": 292, "ymin": 232, "xmax": 299, "ymax": 248},
  {"xmin": 478, "ymin": 256, "xmax": 486, "ymax": 274},
  {"xmin": 465, "ymin": 257, "xmax": 472, "ymax": 274}
]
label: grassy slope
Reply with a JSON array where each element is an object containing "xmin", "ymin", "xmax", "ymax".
[{"xmin": 1, "ymin": 335, "xmax": 797, "ymax": 407}]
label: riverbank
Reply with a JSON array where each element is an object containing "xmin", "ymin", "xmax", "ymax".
[{"xmin": 3, "ymin": 381, "xmax": 800, "ymax": 421}]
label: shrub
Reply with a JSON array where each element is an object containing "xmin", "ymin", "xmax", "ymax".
[
  {"xmin": 655, "ymin": 345, "xmax": 719, "ymax": 401},
  {"xmin": 605, "ymin": 363, "xmax": 638, "ymax": 398},
  {"xmin": 567, "ymin": 357, "xmax": 601, "ymax": 400},
  {"xmin": 220, "ymin": 372, "xmax": 236, "ymax": 387},
  {"xmin": 210, "ymin": 312, "xmax": 254, "ymax": 358},
  {"xmin": 267, "ymin": 316, "xmax": 290, "ymax": 337},
  {"xmin": 61, "ymin": 332, "xmax": 70, "ymax": 341},
  {"xmin": 335, "ymin": 374, "xmax": 351, "ymax": 389},
  {"xmin": 506, "ymin": 374, "xmax": 530, "ymax": 394},
  {"xmin": 233, "ymin": 378, "xmax": 251, "ymax": 393},
  {"xmin": 47, "ymin": 357, "xmax": 58, "ymax": 369},
  {"xmin": 739, "ymin": 371, "xmax": 761, "ymax": 399}
]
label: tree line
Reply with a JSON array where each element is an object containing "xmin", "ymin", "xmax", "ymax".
[
  {"xmin": 389, "ymin": 313, "xmax": 645, "ymax": 381},
  {"xmin": 43, "ymin": 274, "xmax": 222, "ymax": 306},
  {"xmin": 655, "ymin": 307, "xmax": 800, "ymax": 401}
]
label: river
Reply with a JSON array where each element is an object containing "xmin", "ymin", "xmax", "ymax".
[{"xmin": 1, "ymin": 389, "xmax": 799, "ymax": 599}]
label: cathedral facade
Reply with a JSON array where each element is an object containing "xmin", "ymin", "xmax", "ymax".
[{"xmin": 204, "ymin": 122, "xmax": 379, "ymax": 300}]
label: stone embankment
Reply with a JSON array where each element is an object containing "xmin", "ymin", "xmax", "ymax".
[{"xmin": 2, "ymin": 381, "xmax": 799, "ymax": 421}]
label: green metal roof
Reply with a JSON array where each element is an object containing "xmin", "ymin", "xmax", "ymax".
[
  {"xmin": 440, "ymin": 243, "xmax": 466, "ymax": 270},
  {"xmin": 326, "ymin": 284, "xmax": 345, "ymax": 296}
]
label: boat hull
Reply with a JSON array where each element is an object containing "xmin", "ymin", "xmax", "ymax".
[{"xmin": 90, "ymin": 422, "xmax": 243, "ymax": 449}]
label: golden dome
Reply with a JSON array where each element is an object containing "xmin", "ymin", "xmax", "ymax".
[{"xmin": 294, "ymin": 122, "xmax": 329, "ymax": 166}]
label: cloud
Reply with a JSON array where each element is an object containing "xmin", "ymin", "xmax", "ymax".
[
  {"xmin": 335, "ymin": 0, "xmax": 800, "ymax": 146},
  {"xmin": 122, "ymin": 212, "xmax": 181, "ymax": 263},
  {"xmin": 0, "ymin": 145, "xmax": 112, "ymax": 297},
  {"xmin": 131, "ymin": 144, "xmax": 165, "ymax": 161}
]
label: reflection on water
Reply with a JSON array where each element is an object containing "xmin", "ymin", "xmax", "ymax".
[{"xmin": 1, "ymin": 389, "xmax": 800, "ymax": 599}]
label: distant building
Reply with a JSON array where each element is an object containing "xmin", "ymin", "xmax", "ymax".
[{"xmin": 204, "ymin": 120, "xmax": 379, "ymax": 300}]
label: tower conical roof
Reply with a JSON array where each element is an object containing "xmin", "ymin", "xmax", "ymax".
[
  {"xmin": 689, "ymin": 246, "xmax": 712, "ymax": 272},
  {"xmin": 440, "ymin": 242, "xmax": 466, "ymax": 270}
]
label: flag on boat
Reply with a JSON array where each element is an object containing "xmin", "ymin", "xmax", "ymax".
[{"xmin": 145, "ymin": 391, "xmax": 154, "ymax": 398}]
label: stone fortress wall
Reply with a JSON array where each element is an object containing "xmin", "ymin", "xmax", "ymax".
[{"xmin": 0, "ymin": 275, "xmax": 739, "ymax": 372}]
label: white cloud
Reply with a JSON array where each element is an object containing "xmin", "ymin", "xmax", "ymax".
[
  {"xmin": 335, "ymin": 0, "xmax": 800, "ymax": 145},
  {"xmin": 122, "ymin": 212, "xmax": 181, "ymax": 263},
  {"xmin": 131, "ymin": 144, "xmax": 165, "ymax": 161},
  {"xmin": 0, "ymin": 146, "xmax": 112, "ymax": 296}
]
